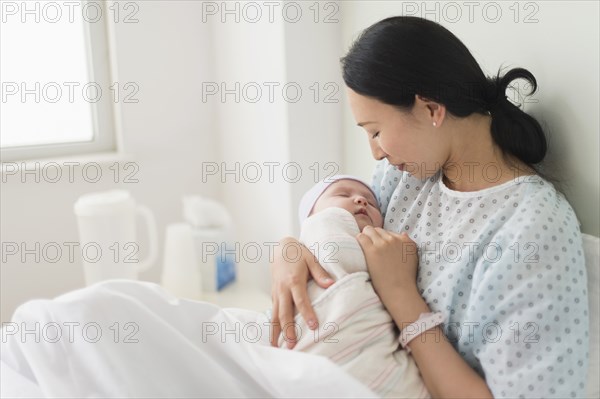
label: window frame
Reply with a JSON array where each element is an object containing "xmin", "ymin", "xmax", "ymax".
[{"xmin": 0, "ymin": 0, "xmax": 118, "ymax": 162}]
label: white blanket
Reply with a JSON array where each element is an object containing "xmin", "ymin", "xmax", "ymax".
[
  {"xmin": 1, "ymin": 280, "xmax": 377, "ymax": 398},
  {"xmin": 282, "ymin": 207, "xmax": 428, "ymax": 398}
]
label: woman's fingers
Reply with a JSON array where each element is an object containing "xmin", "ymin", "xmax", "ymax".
[
  {"xmin": 270, "ymin": 291, "xmax": 300, "ymax": 348},
  {"xmin": 357, "ymin": 225, "xmax": 385, "ymax": 247},
  {"xmin": 268, "ymin": 237, "xmax": 339, "ymax": 349},
  {"xmin": 290, "ymin": 283, "xmax": 318, "ymax": 331},
  {"xmin": 305, "ymin": 248, "xmax": 334, "ymax": 290},
  {"xmin": 302, "ymin": 244, "xmax": 332, "ymax": 330},
  {"xmin": 269, "ymin": 303, "xmax": 280, "ymax": 347},
  {"xmin": 359, "ymin": 226, "xmax": 406, "ymax": 246},
  {"xmin": 277, "ymin": 291, "xmax": 297, "ymax": 349}
]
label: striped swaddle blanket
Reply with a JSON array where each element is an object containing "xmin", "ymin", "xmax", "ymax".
[{"xmin": 278, "ymin": 207, "xmax": 429, "ymax": 398}]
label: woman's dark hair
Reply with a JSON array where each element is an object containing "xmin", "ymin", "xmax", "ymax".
[{"xmin": 340, "ymin": 16, "xmax": 548, "ymax": 173}]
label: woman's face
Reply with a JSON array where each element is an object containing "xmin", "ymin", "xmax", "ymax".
[{"xmin": 346, "ymin": 87, "xmax": 449, "ymax": 180}]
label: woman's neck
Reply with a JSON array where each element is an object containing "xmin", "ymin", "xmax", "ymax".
[{"xmin": 441, "ymin": 114, "xmax": 536, "ymax": 192}]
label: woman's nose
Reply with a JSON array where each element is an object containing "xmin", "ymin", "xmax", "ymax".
[{"xmin": 369, "ymin": 139, "xmax": 387, "ymax": 161}]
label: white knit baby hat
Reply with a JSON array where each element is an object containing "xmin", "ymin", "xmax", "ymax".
[{"xmin": 297, "ymin": 175, "xmax": 377, "ymax": 225}]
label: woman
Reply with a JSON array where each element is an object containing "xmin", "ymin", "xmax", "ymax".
[{"xmin": 269, "ymin": 16, "xmax": 589, "ymax": 398}]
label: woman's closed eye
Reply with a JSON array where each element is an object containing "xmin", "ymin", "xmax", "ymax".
[{"xmin": 371, "ymin": 131, "xmax": 380, "ymax": 139}]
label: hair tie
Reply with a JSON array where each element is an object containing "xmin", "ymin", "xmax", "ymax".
[{"xmin": 484, "ymin": 80, "xmax": 507, "ymax": 112}]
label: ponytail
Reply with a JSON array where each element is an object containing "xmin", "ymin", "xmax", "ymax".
[{"xmin": 485, "ymin": 68, "xmax": 547, "ymax": 165}]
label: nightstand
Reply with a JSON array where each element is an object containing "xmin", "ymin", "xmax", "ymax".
[{"xmin": 200, "ymin": 282, "xmax": 272, "ymax": 312}]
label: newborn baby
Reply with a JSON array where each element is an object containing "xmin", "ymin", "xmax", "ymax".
[{"xmin": 277, "ymin": 175, "xmax": 429, "ymax": 398}]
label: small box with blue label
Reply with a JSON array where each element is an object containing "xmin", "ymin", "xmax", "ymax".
[
  {"xmin": 183, "ymin": 196, "xmax": 237, "ymax": 293},
  {"xmin": 216, "ymin": 244, "xmax": 237, "ymax": 290}
]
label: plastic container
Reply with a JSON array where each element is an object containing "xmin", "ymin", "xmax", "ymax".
[
  {"xmin": 182, "ymin": 196, "xmax": 236, "ymax": 293},
  {"xmin": 160, "ymin": 223, "xmax": 202, "ymax": 299},
  {"xmin": 73, "ymin": 190, "xmax": 158, "ymax": 286}
]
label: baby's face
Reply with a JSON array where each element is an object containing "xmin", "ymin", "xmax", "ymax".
[{"xmin": 311, "ymin": 179, "xmax": 383, "ymax": 231}]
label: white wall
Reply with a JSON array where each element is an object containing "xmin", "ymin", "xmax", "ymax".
[
  {"xmin": 341, "ymin": 1, "xmax": 600, "ymax": 237},
  {"xmin": 206, "ymin": 2, "xmax": 344, "ymax": 293}
]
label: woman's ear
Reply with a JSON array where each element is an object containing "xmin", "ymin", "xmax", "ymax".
[{"xmin": 415, "ymin": 95, "xmax": 446, "ymax": 126}]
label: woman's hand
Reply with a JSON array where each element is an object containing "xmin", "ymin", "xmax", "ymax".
[
  {"xmin": 356, "ymin": 228, "xmax": 419, "ymax": 306},
  {"xmin": 269, "ymin": 237, "xmax": 334, "ymax": 348}
]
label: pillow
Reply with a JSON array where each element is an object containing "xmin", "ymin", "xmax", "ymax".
[{"xmin": 583, "ymin": 233, "xmax": 599, "ymax": 399}]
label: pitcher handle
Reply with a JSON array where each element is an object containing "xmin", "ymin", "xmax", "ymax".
[{"xmin": 135, "ymin": 205, "xmax": 159, "ymax": 273}]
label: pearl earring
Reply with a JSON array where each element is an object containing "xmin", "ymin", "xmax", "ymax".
[{"xmin": 433, "ymin": 122, "xmax": 437, "ymax": 127}]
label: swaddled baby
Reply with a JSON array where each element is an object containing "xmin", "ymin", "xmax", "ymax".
[{"xmin": 277, "ymin": 175, "xmax": 429, "ymax": 398}]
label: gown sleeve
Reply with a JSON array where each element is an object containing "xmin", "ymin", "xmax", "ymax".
[{"xmin": 463, "ymin": 189, "xmax": 589, "ymax": 398}]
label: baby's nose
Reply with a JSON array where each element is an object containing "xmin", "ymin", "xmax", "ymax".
[{"xmin": 355, "ymin": 196, "xmax": 367, "ymax": 205}]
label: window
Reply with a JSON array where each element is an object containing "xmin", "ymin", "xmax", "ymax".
[{"xmin": 1, "ymin": 0, "xmax": 117, "ymax": 162}]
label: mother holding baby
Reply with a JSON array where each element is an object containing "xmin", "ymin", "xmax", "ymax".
[{"xmin": 269, "ymin": 16, "xmax": 589, "ymax": 398}]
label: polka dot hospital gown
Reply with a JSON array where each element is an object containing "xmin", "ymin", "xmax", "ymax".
[{"xmin": 370, "ymin": 159, "xmax": 590, "ymax": 398}]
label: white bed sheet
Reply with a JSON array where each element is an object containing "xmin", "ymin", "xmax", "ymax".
[
  {"xmin": 3, "ymin": 232, "xmax": 597, "ymax": 398},
  {"xmin": 0, "ymin": 280, "xmax": 377, "ymax": 398}
]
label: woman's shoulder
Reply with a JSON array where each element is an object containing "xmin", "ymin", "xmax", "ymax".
[
  {"xmin": 475, "ymin": 175, "xmax": 585, "ymax": 282},
  {"xmin": 502, "ymin": 174, "xmax": 581, "ymax": 236}
]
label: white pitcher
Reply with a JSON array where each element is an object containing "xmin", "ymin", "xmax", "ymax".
[{"xmin": 73, "ymin": 190, "xmax": 158, "ymax": 286}]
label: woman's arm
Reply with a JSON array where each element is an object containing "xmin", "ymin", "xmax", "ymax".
[
  {"xmin": 357, "ymin": 227, "xmax": 494, "ymax": 398},
  {"xmin": 387, "ymin": 288, "xmax": 494, "ymax": 399},
  {"xmin": 269, "ymin": 237, "xmax": 334, "ymax": 348}
]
